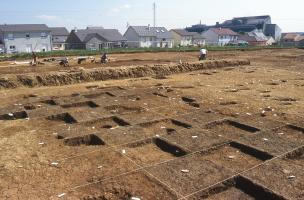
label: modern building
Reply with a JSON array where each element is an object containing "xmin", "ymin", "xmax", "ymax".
[
  {"xmin": 0, "ymin": 24, "xmax": 52, "ymax": 53},
  {"xmin": 187, "ymin": 15, "xmax": 282, "ymax": 42},
  {"xmin": 66, "ymin": 27, "xmax": 126, "ymax": 50},
  {"xmin": 124, "ymin": 26, "xmax": 173, "ymax": 48},
  {"xmin": 170, "ymin": 29, "xmax": 205, "ymax": 47},
  {"xmin": 264, "ymin": 24, "xmax": 282, "ymax": 42},
  {"xmin": 49, "ymin": 27, "xmax": 69, "ymax": 50},
  {"xmin": 202, "ymin": 28, "xmax": 238, "ymax": 46},
  {"xmin": 221, "ymin": 15, "xmax": 272, "ymax": 32}
]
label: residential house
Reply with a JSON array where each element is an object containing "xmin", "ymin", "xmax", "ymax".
[
  {"xmin": 192, "ymin": 32, "xmax": 206, "ymax": 46},
  {"xmin": 281, "ymin": 33, "xmax": 304, "ymax": 46},
  {"xmin": 66, "ymin": 27, "xmax": 126, "ymax": 50},
  {"xmin": 124, "ymin": 26, "xmax": 173, "ymax": 48},
  {"xmin": 202, "ymin": 28, "xmax": 238, "ymax": 46},
  {"xmin": 170, "ymin": 29, "xmax": 205, "ymax": 47},
  {"xmin": 49, "ymin": 27, "xmax": 69, "ymax": 50},
  {"xmin": 0, "ymin": 24, "xmax": 52, "ymax": 53},
  {"xmin": 298, "ymin": 36, "xmax": 304, "ymax": 47}
]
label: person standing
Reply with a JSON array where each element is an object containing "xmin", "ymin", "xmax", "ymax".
[
  {"xmin": 31, "ymin": 52, "xmax": 37, "ymax": 66},
  {"xmin": 199, "ymin": 48, "xmax": 207, "ymax": 61}
]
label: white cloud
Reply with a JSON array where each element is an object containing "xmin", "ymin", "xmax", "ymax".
[{"xmin": 35, "ymin": 15, "xmax": 58, "ymax": 20}]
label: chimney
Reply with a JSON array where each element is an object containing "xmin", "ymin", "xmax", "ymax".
[
  {"xmin": 74, "ymin": 27, "xmax": 78, "ymax": 32},
  {"xmin": 148, "ymin": 24, "xmax": 151, "ymax": 31}
]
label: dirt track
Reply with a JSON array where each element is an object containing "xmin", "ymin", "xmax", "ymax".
[{"xmin": 0, "ymin": 49, "xmax": 303, "ymax": 200}]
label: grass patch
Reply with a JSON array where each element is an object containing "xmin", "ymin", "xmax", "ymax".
[{"xmin": 0, "ymin": 46, "xmax": 296, "ymax": 61}]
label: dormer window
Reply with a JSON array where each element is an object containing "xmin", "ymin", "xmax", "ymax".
[{"xmin": 26, "ymin": 33, "xmax": 30, "ymax": 39}]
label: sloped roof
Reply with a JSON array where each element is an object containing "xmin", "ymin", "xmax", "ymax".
[
  {"xmin": 74, "ymin": 29, "xmax": 126, "ymax": 42},
  {"xmin": 239, "ymin": 35, "xmax": 258, "ymax": 42},
  {"xmin": 283, "ymin": 33, "xmax": 300, "ymax": 41},
  {"xmin": 209, "ymin": 28, "xmax": 238, "ymax": 36},
  {"xmin": 171, "ymin": 29, "xmax": 205, "ymax": 39},
  {"xmin": 0, "ymin": 24, "xmax": 50, "ymax": 32},
  {"xmin": 295, "ymin": 35, "xmax": 304, "ymax": 42},
  {"xmin": 171, "ymin": 29, "xmax": 195, "ymax": 36},
  {"xmin": 248, "ymin": 30, "xmax": 268, "ymax": 41},
  {"xmin": 53, "ymin": 35, "xmax": 68, "ymax": 43},
  {"xmin": 192, "ymin": 32, "xmax": 205, "ymax": 39},
  {"xmin": 129, "ymin": 26, "xmax": 172, "ymax": 39},
  {"xmin": 49, "ymin": 27, "xmax": 69, "ymax": 36}
]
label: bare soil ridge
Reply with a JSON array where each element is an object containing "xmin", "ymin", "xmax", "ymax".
[{"xmin": 0, "ymin": 59, "xmax": 249, "ymax": 89}]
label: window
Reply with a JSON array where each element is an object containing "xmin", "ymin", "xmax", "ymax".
[
  {"xmin": 9, "ymin": 45, "xmax": 16, "ymax": 50},
  {"xmin": 26, "ymin": 33, "xmax": 30, "ymax": 39},
  {"xmin": 41, "ymin": 32, "xmax": 47, "ymax": 38},
  {"xmin": 8, "ymin": 33, "xmax": 14, "ymax": 40}
]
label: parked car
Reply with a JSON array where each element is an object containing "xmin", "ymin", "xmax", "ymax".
[{"xmin": 0, "ymin": 47, "xmax": 4, "ymax": 54}]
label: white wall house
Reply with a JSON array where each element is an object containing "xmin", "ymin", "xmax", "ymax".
[
  {"xmin": 66, "ymin": 27, "xmax": 126, "ymax": 50},
  {"xmin": 124, "ymin": 26, "xmax": 173, "ymax": 48},
  {"xmin": 202, "ymin": 28, "xmax": 238, "ymax": 46},
  {"xmin": 170, "ymin": 29, "xmax": 205, "ymax": 47},
  {"xmin": 0, "ymin": 24, "xmax": 52, "ymax": 53},
  {"xmin": 49, "ymin": 27, "xmax": 69, "ymax": 51}
]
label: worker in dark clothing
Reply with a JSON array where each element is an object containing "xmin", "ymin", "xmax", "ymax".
[
  {"xmin": 31, "ymin": 52, "xmax": 37, "ymax": 66},
  {"xmin": 101, "ymin": 53, "xmax": 108, "ymax": 63},
  {"xmin": 58, "ymin": 57, "xmax": 69, "ymax": 67}
]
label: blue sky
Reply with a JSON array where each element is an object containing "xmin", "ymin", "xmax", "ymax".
[{"xmin": 1, "ymin": 0, "xmax": 303, "ymax": 33}]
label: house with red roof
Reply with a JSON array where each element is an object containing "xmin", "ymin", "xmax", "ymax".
[{"xmin": 202, "ymin": 28, "xmax": 239, "ymax": 46}]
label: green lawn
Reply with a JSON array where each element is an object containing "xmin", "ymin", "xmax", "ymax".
[{"xmin": 0, "ymin": 46, "xmax": 296, "ymax": 61}]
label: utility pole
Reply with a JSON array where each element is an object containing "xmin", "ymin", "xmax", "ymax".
[{"xmin": 153, "ymin": 2, "xmax": 156, "ymax": 27}]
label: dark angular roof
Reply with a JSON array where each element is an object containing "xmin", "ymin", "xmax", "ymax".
[
  {"xmin": 52, "ymin": 35, "xmax": 68, "ymax": 43},
  {"xmin": 0, "ymin": 24, "xmax": 50, "ymax": 32},
  {"xmin": 129, "ymin": 26, "xmax": 172, "ymax": 39},
  {"xmin": 74, "ymin": 29, "xmax": 126, "ymax": 42},
  {"xmin": 49, "ymin": 27, "xmax": 69, "ymax": 36},
  {"xmin": 233, "ymin": 15, "xmax": 271, "ymax": 21}
]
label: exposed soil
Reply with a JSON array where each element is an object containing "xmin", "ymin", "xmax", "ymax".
[{"xmin": 0, "ymin": 49, "xmax": 304, "ymax": 199}]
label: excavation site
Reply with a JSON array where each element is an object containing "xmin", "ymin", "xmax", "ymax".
[{"xmin": 0, "ymin": 49, "xmax": 304, "ymax": 200}]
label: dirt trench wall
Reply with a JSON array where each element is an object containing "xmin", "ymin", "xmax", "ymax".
[{"xmin": 0, "ymin": 59, "xmax": 250, "ymax": 89}]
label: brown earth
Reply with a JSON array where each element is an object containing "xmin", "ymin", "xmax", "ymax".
[{"xmin": 0, "ymin": 49, "xmax": 304, "ymax": 200}]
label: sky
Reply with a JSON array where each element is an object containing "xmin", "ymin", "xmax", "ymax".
[{"xmin": 0, "ymin": 0, "xmax": 303, "ymax": 33}]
